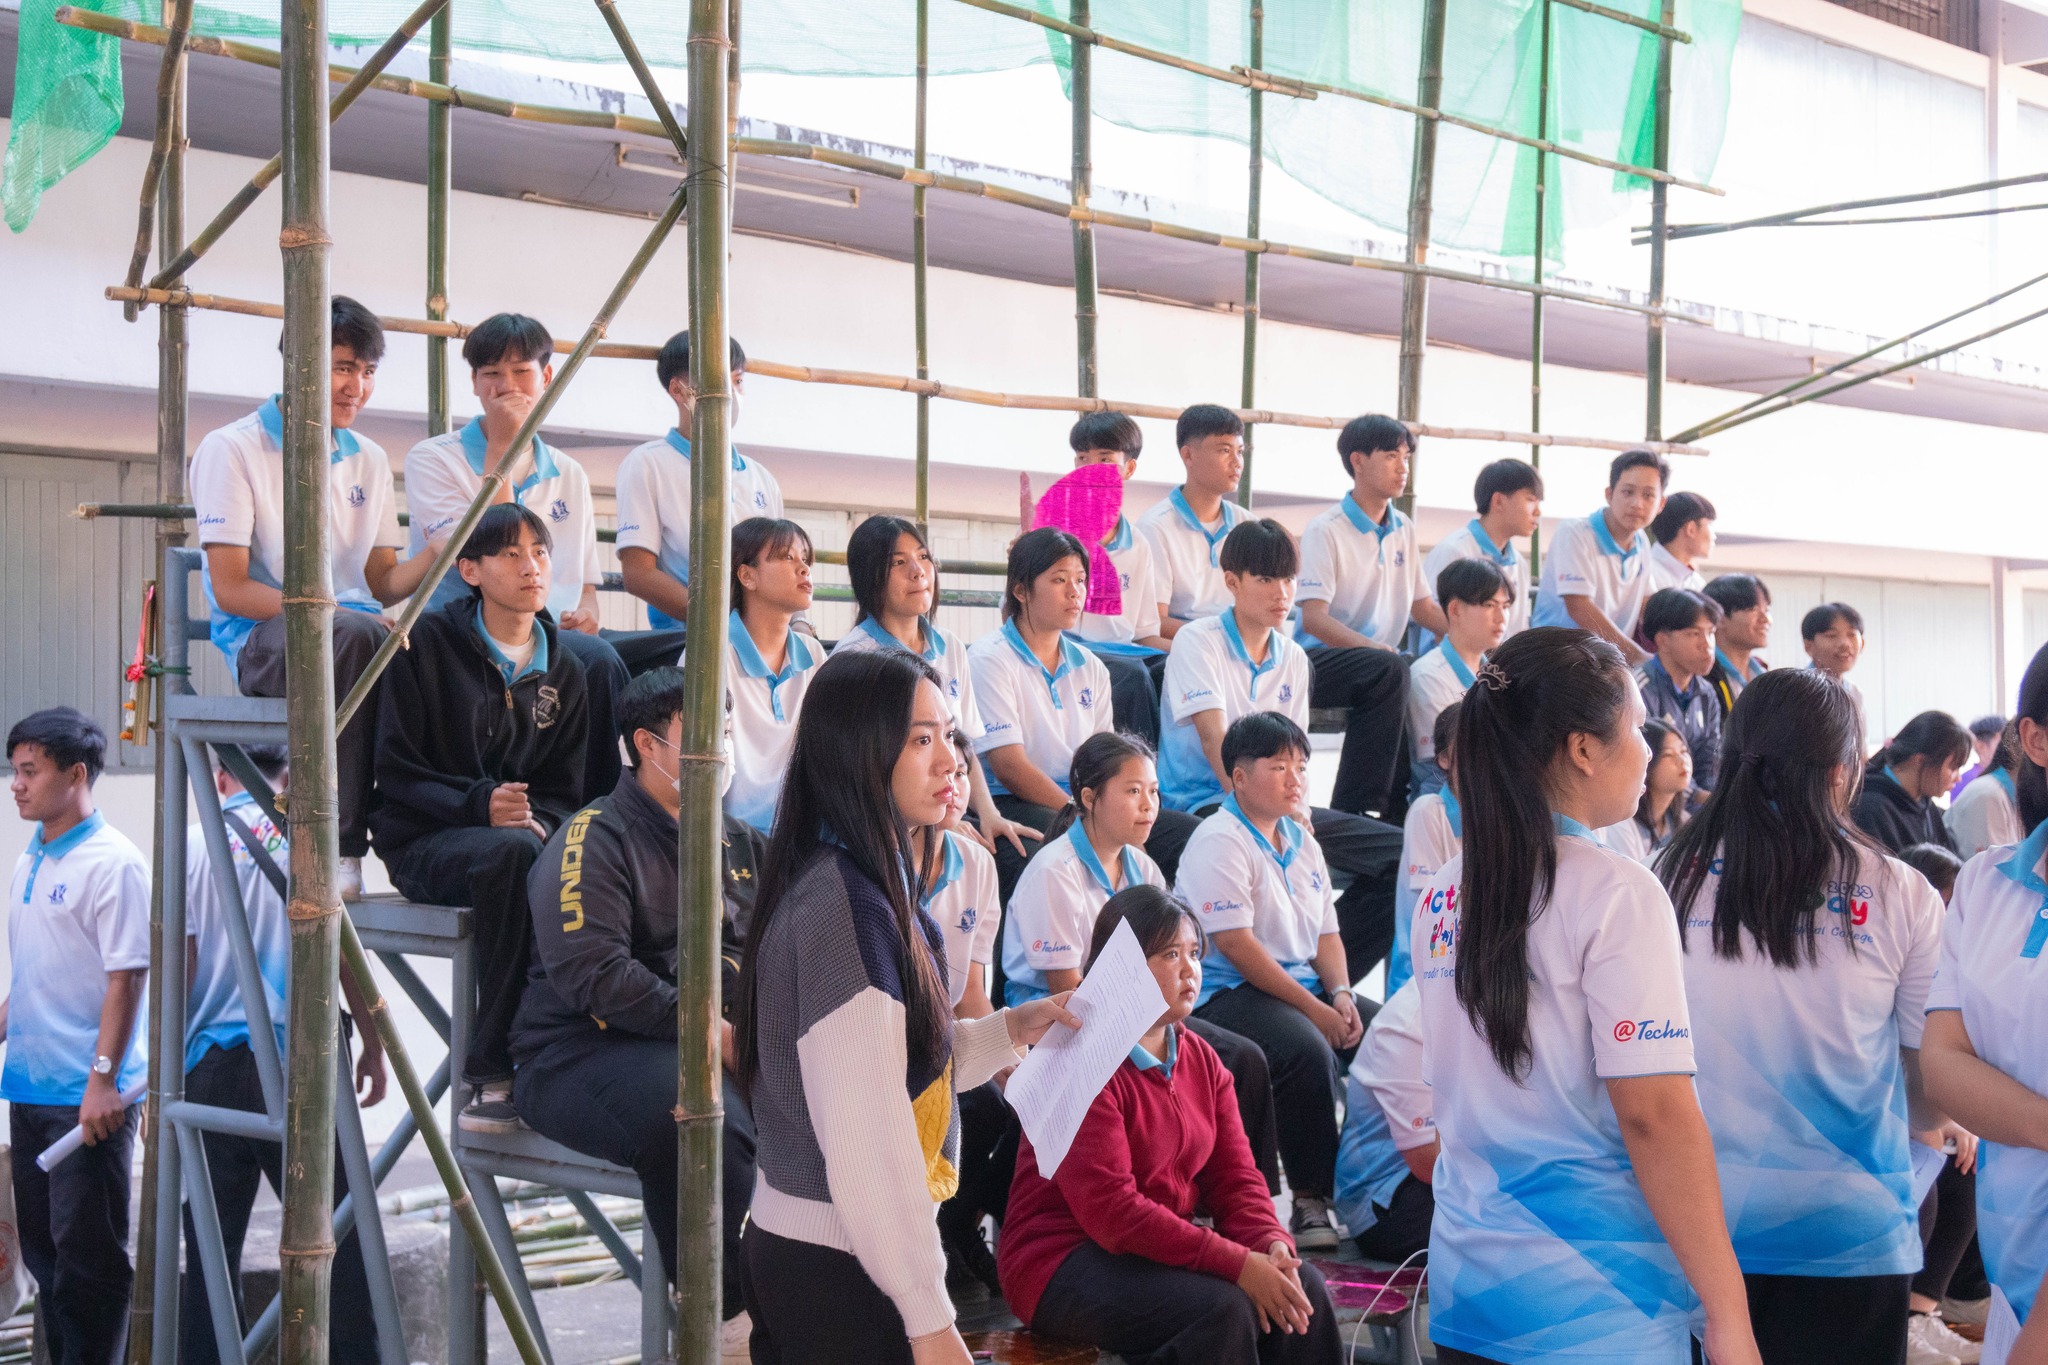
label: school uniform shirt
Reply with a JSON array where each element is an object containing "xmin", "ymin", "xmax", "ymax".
[
  {"xmin": 1532, "ymin": 512, "xmax": 1654, "ymax": 639},
  {"xmin": 1003, "ymin": 823, "xmax": 1165, "ymax": 1006},
  {"xmin": 725, "ymin": 613, "xmax": 825, "ymax": 832},
  {"xmin": 1598, "ymin": 817, "xmax": 1660, "ymax": 867},
  {"xmin": 1335, "ymin": 981, "xmax": 1435, "ymax": 1239},
  {"xmin": 1072, "ymin": 516, "xmax": 1165, "ymax": 649},
  {"xmin": 967, "ymin": 623, "xmax": 1113, "ymax": 800},
  {"xmin": 1407, "ymin": 640, "xmax": 1477, "ymax": 766},
  {"xmin": 1422, "ymin": 520, "xmax": 1532, "ymax": 639},
  {"xmin": 613, "ymin": 430, "xmax": 785, "ymax": 629},
  {"xmin": 1413, "ymin": 819, "xmax": 1700, "ymax": 1364},
  {"xmin": 1636, "ymin": 657, "xmax": 1722, "ymax": 792},
  {"xmin": 1642, "ymin": 542, "xmax": 1705, "ymax": 595},
  {"xmin": 830, "ymin": 617, "xmax": 984, "ymax": 742},
  {"xmin": 1296, "ymin": 495, "xmax": 1426, "ymax": 650},
  {"xmin": 403, "ymin": 420, "xmax": 604, "ymax": 623},
  {"xmin": 1178, "ymin": 797, "xmax": 1339, "ymax": 1006},
  {"xmin": 1680, "ymin": 845, "xmax": 1941, "ymax": 1276},
  {"xmin": 184, "ymin": 793, "xmax": 290, "ymax": 1072},
  {"xmin": 921, "ymin": 830, "xmax": 1001, "ymax": 1010},
  {"xmin": 1390, "ymin": 789, "xmax": 1460, "ymax": 996},
  {"xmin": 3, "ymin": 814, "xmax": 150, "ymax": 1106},
  {"xmin": 189, "ymin": 398, "xmax": 404, "ymax": 676},
  {"xmin": 1926, "ymin": 823, "xmax": 2048, "ymax": 1325},
  {"xmin": 1136, "ymin": 490, "xmax": 1248, "ymax": 624},
  {"xmin": 1946, "ymin": 769, "xmax": 2023, "ymax": 859},
  {"xmin": 1157, "ymin": 611, "xmax": 1312, "ymax": 813}
]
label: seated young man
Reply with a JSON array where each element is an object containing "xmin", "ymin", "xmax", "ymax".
[
  {"xmin": 513, "ymin": 668, "xmax": 758, "ymax": 1355},
  {"xmin": 371, "ymin": 504, "xmax": 589, "ymax": 1133},
  {"xmin": 404, "ymin": 312, "xmax": 630, "ymax": 795},
  {"xmin": 1068, "ymin": 411, "xmax": 1171, "ymax": 745},
  {"xmin": 1532, "ymin": 447, "xmax": 1668, "ymax": 665},
  {"xmin": 190, "ymin": 296, "xmax": 434, "ymax": 898},
  {"xmin": 179, "ymin": 745, "xmax": 386, "ymax": 1365},
  {"xmin": 1296, "ymin": 415, "xmax": 1444, "ymax": 820},
  {"xmin": 1334, "ymin": 979, "xmax": 1436, "ymax": 1267},
  {"xmin": 1180, "ymin": 711, "xmax": 1365, "ymax": 1252},
  {"xmin": 1161, "ymin": 518, "xmax": 1403, "ymax": 983},
  {"xmin": 1419, "ymin": 456, "xmax": 1541, "ymax": 644},
  {"xmin": 4, "ymin": 708, "xmax": 149, "ymax": 1365},
  {"xmin": 1702, "ymin": 572, "xmax": 1771, "ymax": 715},
  {"xmin": 1136, "ymin": 405, "xmax": 1249, "ymax": 643},
  {"xmin": 1636, "ymin": 588, "xmax": 1725, "ymax": 796},
  {"xmin": 1803, "ymin": 600, "xmax": 1871, "ymax": 753},
  {"xmin": 1404, "ymin": 558, "xmax": 1507, "ymax": 801},
  {"xmin": 614, "ymin": 331, "xmax": 782, "ymax": 640},
  {"xmin": 1644, "ymin": 490, "xmax": 1715, "ymax": 594},
  {"xmin": 720, "ymin": 517, "xmax": 823, "ymax": 834}
]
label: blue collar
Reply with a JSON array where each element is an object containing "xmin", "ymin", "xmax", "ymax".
[
  {"xmin": 729, "ymin": 610, "xmax": 819, "ymax": 723},
  {"xmin": 222, "ymin": 791, "xmax": 259, "ymax": 815},
  {"xmin": 1168, "ymin": 488, "xmax": 1243, "ymax": 565},
  {"xmin": 1588, "ymin": 510, "xmax": 1647, "ymax": 568},
  {"xmin": 1066, "ymin": 822, "xmax": 1146, "ymax": 897},
  {"xmin": 1104, "ymin": 515, "xmax": 1135, "ymax": 552},
  {"xmin": 1882, "ymin": 765, "xmax": 1911, "ymax": 796},
  {"xmin": 258, "ymin": 396, "xmax": 359, "ymax": 462},
  {"xmin": 858, "ymin": 614, "xmax": 944, "ymax": 662},
  {"xmin": 1441, "ymin": 787, "xmax": 1463, "ymax": 838},
  {"xmin": 919, "ymin": 830, "xmax": 966, "ymax": 911},
  {"xmin": 1222, "ymin": 794, "xmax": 1301, "ymax": 871},
  {"xmin": 1465, "ymin": 518, "xmax": 1517, "ymax": 567},
  {"xmin": 1553, "ymin": 812, "xmax": 1599, "ymax": 843},
  {"xmin": 460, "ymin": 417, "xmax": 560, "ymax": 497},
  {"xmin": 1715, "ymin": 647, "xmax": 1765, "ymax": 682},
  {"xmin": 1129, "ymin": 1027, "xmax": 1178, "ymax": 1079},
  {"xmin": 664, "ymin": 428, "xmax": 747, "ymax": 472},
  {"xmin": 22, "ymin": 811, "xmax": 105, "ymax": 905},
  {"xmin": 1995, "ymin": 822, "xmax": 2048, "ymax": 959},
  {"xmin": 1219, "ymin": 609, "xmax": 1279, "ymax": 699},
  {"xmin": 1339, "ymin": 493, "xmax": 1403, "ymax": 542},
  {"xmin": 1438, "ymin": 638, "xmax": 1478, "ymax": 688},
  {"xmin": 475, "ymin": 614, "xmax": 549, "ymax": 686},
  {"xmin": 1993, "ymin": 768, "xmax": 2017, "ymax": 801},
  {"xmin": 1000, "ymin": 620, "xmax": 1090, "ymax": 711}
]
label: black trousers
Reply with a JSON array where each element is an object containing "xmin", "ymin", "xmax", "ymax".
[
  {"xmin": 743, "ymin": 1223, "xmax": 913, "ymax": 1365},
  {"xmin": 1351, "ymin": 1173, "xmax": 1434, "ymax": 1265},
  {"xmin": 1033, "ymin": 1240, "xmax": 1341, "ymax": 1365},
  {"xmin": 1914, "ymin": 1158, "xmax": 1978, "ymax": 1302},
  {"xmin": 179, "ymin": 1043, "xmax": 378, "ymax": 1365},
  {"xmin": 1745, "ymin": 1272, "xmax": 1908, "ymax": 1365},
  {"xmin": 1194, "ymin": 984, "xmax": 1353, "ymax": 1201},
  {"xmin": 237, "ymin": 609, "xmax": 386, "ymax": 858},
  {"xmin": 938, "ymin": 1080, "xmax": 1017, "ymax": 1279},
  {"xmin": 1303, "ymin": 645, "xmax": 1410, "ymax": 820},
  {"xmin": 600, "ymin": 625, "xmax": 690, "ymax": 679},
  {"xmin": 11, "ymin": 1100, "xmax": 138, "ymax": 1365},
  {"xmin": 385, "ymin": 824, "xmax": 545, "ymax": 1085},
  {"xmin": 556, "ymin": 628, "xmax": 626, "ymax": 799},
  {"xmin": 989, "ymin": 795, "xmax": 1202, "ymax": 904},
  {"xmin": 1084, "ymin": 647, "xmax": 1163, "ymax": 749},
  {"xmin": 1183, "ymin": 1017, "xmax": 1282, "ymax": 1196},
  {"xmin": 514, "ymin": 1031, "xmax": 755, "ymax": 1319}
]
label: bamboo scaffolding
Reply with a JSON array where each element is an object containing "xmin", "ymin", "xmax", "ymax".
[
  {"xmin": 1071, "ymin": 0, "xmax": 1098, "ymax": 399},
  {"xmin": 592, "ymin": 0, "xmax": 691, "ymax": 159},
  {"xmin": 119, "ymin": 0, "xmax": 193, "ymax": 321},
  {"xmin": 1643, "ymin": 0, "xmax": 1674, "ymax": 441},
  {"xmin": 425, "ymin": 3, "xmax": 451, "ymax": 436},
  {"xmin": 1528, "ymin": 0, "xmax": 1551, "ymax": 573},
  {"xmin": 1237, "ymin": 1, "xmax": 1262, "ymax": 509},
  {"xmin": 1651, "ymin": 168, "xmax": 2048, "ymax": 242},
  {"xmin": 1549, "ymin": 0, "xmax": 1689, "ymax": 41},
  {"xmin": 1396, "ymin": 0, "xmax": 1446, "ymax": 516},
  {"xmin": 913, "ymin": 0, "xmax": 931, "ymax": 529}
]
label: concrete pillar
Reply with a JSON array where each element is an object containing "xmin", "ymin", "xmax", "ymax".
[{"xmin": 1993, "ymin": 556, "xmax": 2027, "ymax": 712}]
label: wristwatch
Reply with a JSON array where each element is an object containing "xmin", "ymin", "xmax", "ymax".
[{"xmin": 91, "ymin": 1055, "xmax": 114, "ymax": 1077}]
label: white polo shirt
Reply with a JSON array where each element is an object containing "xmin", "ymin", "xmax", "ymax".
[
  {"xmin": 3, "ymin": 813, "xmax": 151, "ymax": 1106},
  {"xmin": 966, "ymin": 623, "xmax": 1113, "ymax": 799},
  {"xmin": 1335, "ymin": 981, "xmax": 1434, "ymax": 1237},
  {"xmin": 185, "ymin": 792, "xmax": 290, "ymax": 1071},
  {"xmin": 1947, "ymin": 770, "xmax": 2022, "ymax": 859},
  {"xmin": 1296, "ymin": 495, "xmax": 1425, "ymax": 650},
  {"xmin": 1073, "ymin": 516, "xmax": 1165, "ymax": 649},
  {"xmin": 1136, "ymin": 489, "xmax": 1249, "ymax": 624},
  {"xmin": 830, "ymin": 617, "xmax": 984, "ymax": 742},
  {"xmin": 1533, "ymin": 511, "xmax": 1654, "ymax": 638},
  {"xmin": 1179, "ymin": 797, "xmax": 1338, "ymax": 1005},
  {"xmin": 1390, "ymin": 788, "xmax": 1459, "ymax": 995},
  {"xmin": 1598, "ymin": 818, "xmax": 1658, "ymax": 866},
  {"xmin": 189, "ymin": 399, "xmax": 403, "ymax": 676},
  {"xmin": 1680, "ymin": 844, "xmax": 1940, "ymax": 1276},
  {"xmin": 1407, "ymin": 640, "xmax": 1477, "ymax": 766},
  {"xmin": 1422, "ymin": 519, "xmax": 1531, "ymax": 639},
  {"xmin": 1414, "ymin": 820, "xmax": 1700, "ymax": 1363},
  {"xmin": 722, "ymin": 613, "xmax": 824, "ymax": 832},
  {"xmin": 1642, "ymin": 542, "xmax": 1705, "ymax": 595},
  {"xmin": 404, "ymin": 420, "xmax": 603, "ymax": 623},
  {"xmin": 1927, "ymin": 824, "xmax": 2048, "ymax": 1325},
  {"xmin": 1158, "ymin": 610, "xmax": 1312, "ymax": 813},
  {"xmin": 614, "ymin": 430, "xmax": 785, "ymax": 629},
  {"xmin": 920, "ymin": 830, "xmax": 1001, "ymax": 1011},
  {"xmin": 1003, "ymin": 823, "xmax": 1165, "ymax": 1006}
]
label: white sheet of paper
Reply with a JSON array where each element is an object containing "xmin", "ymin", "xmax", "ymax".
[
  {"xmin": 1004, "ymin": 918, "xmax": 1170, "ymax": 1179},
  {"xmin": 1982, "ymin": 1285, "xmax": 2022, "ymax": 1365},
  {"xmin": 1910, "ymin": 1142, "xmax": 1947, "ymax": 1208}
]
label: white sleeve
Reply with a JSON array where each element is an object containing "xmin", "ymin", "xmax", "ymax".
[
  {"xmin": 1084, "ymin": 658, "xmax": 1115, "ymax": 739},
  {"xmin": 1360, "ymin": 991, "xmax": 1435, "ymax": 1150},
  {"xmin": 94, "ymin": 853, "xmax": 153, "ymax": 973},
  {"xmin": 1581, "ymin": 863, "xmax": 1697, "ymax": 1078},
  {"xmin": 1399, "ymin": 527, "xmax": 1428, "ymax": 612},
  {"xmin": 1129, "ymin": 540, "xmax": 1164, "ymax": 641},
  {"xmin": 1296, "ymin": 519, "xmax": 1338, "ymax": 605},
  {"xmin": 1547, "ymin": 523, "xmax": 1597, "ymax": 598},
  {"xmin": 1163, "ymin": 632, "xmax": 1227, "ymax": 723},
  {"xmin": 612, "ymin": 448, "xmax": 665, "ymax": 557},
  {"xmin": 574, "ymin": 465, "xmax": 604, "ymax": 588},
  {"xmin": 1944, "ymin": 787, "xmax": 1992, "ymax": 859},
  {"xmin": 1924, "ymin": 895, "xmax": 1964, "ymax": 1013},
  {"xmin": 371, "ymin": 454, "xmax": 405, "ymax": 550},
  {"xmin": 949, "ymin": 648, "xmax": 987, "ymax": 743},
  {"xmin": 1007, "ymin": 863, "xmax": 1086, "ymax": 973},
  {"xmin": 1315, "ymin": 846, "xmax": 1340, "ymax": 938},
  {"xmin": 1420, "ymin": 535, "xmax": 1457, "ymax": 593},
  {"xmin": 402, "ymin": 442, "xmax": 471, "ymax": 550},
  {"xmin": 966, "ymin": 850, "xmax": 1002, "ymax": 965},
  {"xmin": 189, "ymin": 434, "xmax": 254, "ymax": 547},
  {"xmin": 968, "ymin": 649, "xmax": 1023, "ymax": 757},
  {"xmin": 1178, "ymin": 832, "xmax": 1257, "ymax": 935},
  {"xmin": 1893, "ymin": 868, "xmax": 1943, "ymax": 1046},
  {"xmin": 754, "ymin": 460, "xmax": 785, "ymax": 519}
]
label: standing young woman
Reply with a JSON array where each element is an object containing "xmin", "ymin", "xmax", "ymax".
[
  {"xmin": 1659, "ymin": 668, "xmax": 1946, "ymax": 1365},
  {"xmin": 1414, "ymin": 627, "xmax": 1761, "ymax": 1365},
  {"xmin": 1600, "ymin": 718, "xmax": 1691, "ymax": 866},
  {"xmin": 736, "ymin": 649, "xmax": 1078, "ymax": 1365},
  {"xmin": 1855, "ymin": 712, "xmax": 1972, "ymax": 854}
]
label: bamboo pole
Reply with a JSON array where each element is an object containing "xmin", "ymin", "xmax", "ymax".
[
  {"xmin": 1237, "ymin": 1, "xmax": 1262, "ymax": 509},
  {"xmin": 1070, "ymin": 0, "xmax": 1098, "ymax": 399},
  {"xmin": 1529, "ymin": 0, "xmax": 1550, "ymax": 575},
  {"xmin": 276, "ymin": 0, "xmax": 343, "ymax": 1358},
  {"xmin": 1650, "ymin": 169, "xmax": 2048, "ymax": 242},
  {"xmin": 679, "ymin": 0, "xmax": 733, "ymax": 1354},
  {"xmin": 426, "ymin": 3, "xmax": 451, "ymax": 436},
  {"xmin": 1644, "ymin": 0, "xmax": 1674, "ymax": 442},
  {"xmin": 1550, "ymin": 0, "xmax": 1689, "ymax": 41},
  {"xmin": 592, "ymin": 0, "xmax": 691, "ymax": 159},
  {"xmin": 145, "ymin": 0, "xmax": 450, "ymax": 293},
  {"xmin": 914, "ymin": 0, "xmax": 932, "ymax": 531},
  {"xmin": 118, "ymin": 0, "xmax": 193, "ymax": 321},
  {"xmin": 1396, "ymin": 0, "xmax": 1446, "ymax": 517}
]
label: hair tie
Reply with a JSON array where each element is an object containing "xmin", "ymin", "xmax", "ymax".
[{"xmin": 1476, "ymin": 661, "xmax": 1511, "ymax": 692}]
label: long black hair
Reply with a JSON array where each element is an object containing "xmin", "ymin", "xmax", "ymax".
[
  {"xmin": 1045, "ymin": 731, "xmax": 1154, "ymax": 843},
  {"xmin": 1003, "ymin": 527, "xmax": 1088, "ymax": 623},
  {"xmin": 2018, "ymin": 643, "xmax": 2048, "ymax": 835},
  {"xmin": 1084, "ymin": 884, "xmax": 1205, "ymax": 972},
  {"xmin": 729, "ymin": 516, "xmax": 813, "ymax": 614},
  {"xmin": 735, "ymin": 648, "xmax": 950, "ymax": 1098},
  {"xmin": 1453, "ymin": 627, "xmax": 1635, "ymax": 1080},
  {"xmin": 1875, "ymin": 711, "xmax": 1972, "ymax": 779},
  {"xmin": 1635, "ymin": 718, "xmax": 1688, "ymax": 845},
  {"xmin": 1660, "ymin": 668, "xmax": 1874, "ymax": 967},
  {"xmin": 846, "ymin": 514, "xmax": 932, "ymax": 628}
]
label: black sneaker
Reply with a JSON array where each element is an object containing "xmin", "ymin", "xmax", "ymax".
[{"xmin": 458, "ymin": 1084, "xmax": 524, "ymax": 1135}]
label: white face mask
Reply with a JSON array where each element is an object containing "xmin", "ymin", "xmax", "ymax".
[{"xmin": 726, "ymin": 386, "xmax": 742, "ymax": 435}]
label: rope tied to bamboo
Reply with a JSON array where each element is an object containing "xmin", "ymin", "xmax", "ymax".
[
  {"xmin": 277, "ymin": 225, "xmax": 333, "ymax": 250},
  {"xmin": 280, "ymin": 594, "xmax": 339, "ymax": 607}
]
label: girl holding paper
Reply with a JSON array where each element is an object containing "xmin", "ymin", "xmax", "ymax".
[{"xmin": 999, "ymin": 884, "xmax": 1341, "ymax": 1365}]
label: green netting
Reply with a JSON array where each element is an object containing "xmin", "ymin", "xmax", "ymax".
[{"xmin": 5, "ymin": 0, "xmax": 1738, "ymax": 261}]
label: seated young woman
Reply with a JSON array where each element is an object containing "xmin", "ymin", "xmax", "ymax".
[{"xmin": 999, "ymin": 884, "xmax": 1342, "ymax": 1365}]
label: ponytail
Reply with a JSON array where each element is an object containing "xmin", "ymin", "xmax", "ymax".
[{"xmin": 1045, "ymin": 730, "xmax": 1154, "ymax": 843}]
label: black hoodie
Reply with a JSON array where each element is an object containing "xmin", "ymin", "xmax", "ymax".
[
  {"xmin": 369, "ymin": 595, "xmax": 589, "ymax": 854},
  {"xmin": 1852, "ymin": 762, "xmax": 1955, "ymax": 855}
]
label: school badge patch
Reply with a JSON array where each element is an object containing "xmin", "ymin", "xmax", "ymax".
[{"xmin": 533, "ymin": 685, "xmax": 561, "ymax": 729}]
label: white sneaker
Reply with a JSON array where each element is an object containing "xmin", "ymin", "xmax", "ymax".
[
  {"xmin": 1906, "ymin": 1313, "xmax": 1962, "ymax": 1365},
  {"xmin": 1289, "ymin": 1195, "xmax": 1339, "ymax": 1253},
  {"xmin": 720, "ymin": 1310, "xmax": 753, "ymax": 1362},
  {"xmin": 338, "ymin": 856, "xmax": 365, "ymax": 902},
  {"xmin": 1917, "ymin": 1312, "xmax": 1982, "ymax": 1364}
]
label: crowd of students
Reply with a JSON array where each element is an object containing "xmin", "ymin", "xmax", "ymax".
[{"xmin": 5, "ymin": 292, "xmax": 2046, "ymax": 1365}]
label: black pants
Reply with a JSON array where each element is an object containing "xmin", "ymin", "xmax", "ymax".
[
  {"xmin": 1085, "ymin": 647, "xmax": 1163, "ymax": 749},
  {"xmin": 385, "ymin": 824, "xmax": 545, "ymax": 1085},
  {"xmin": 1351, "ymin": 1173, "xmax": 1434, "ymax": 1265},
  {"xmin": 11, "ymin": 1100, "xmax": 138, "ymax": 1365},
  {"xmin": 1307, "ymin": 807, "xmax": 1402, "ymax": 987},
  {"xmin": 1184, "ymin": 1016, "xmax": 1282, "ymax": 1196},
  {"xmin": 1744, "ymin": 1272, "xmax": 1908, "ymax": 1365},
  {"xmin": 237, "ymin": 609, "xmax": 386, "ymax": 858},
  {"xmin": 744, "ymin": 1223, "xmax": 913, "ymax": 1365},
  {"xmin": 1303, "ymin": 645, "xmax": 1410, "ymax": 820},
  {"xmin": 556, "ymin": 628, "xmax": 627, "ymax": 799},
  {"xmin": 1033, "ymin": 1240, "xmax": 1341, "ymax": 1365},
  {"xmin": 179, "ymin": 1043, "xmax": 378, "ymax": 1365},
  {"xmin": 938, "ymin": 1081, "xmax": 1017, "ymax": 1280},
  {"xmin": 600, "ymin": 625, "xmax": 690, "ymax": 679},
  {"xmin": 1914, "ymin": 1158, "xmax": 1978, "ymax": 1301},
  {"xmin": 514, "ymin": 1032, "xmax": 755, "ymax": 1319},
  {"xmin": 989, "ymin": 795, "xmax": 1202, "ymax": 904},
  {"xmin": 1194, "ymin": 984, "xmax": 1352, "ymax": 1201}
]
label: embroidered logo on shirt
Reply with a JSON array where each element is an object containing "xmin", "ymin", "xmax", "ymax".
[
  {"xmin": 200, "ymin": 513, "xmax": 228, "ymax": 527},
  {"xmin": 1198, "ymin": 898, "xmax": 1244, "ymax": 919},
  {"xmin": 1031, "ymin": 938, "xmax": 1072, "ymax": 953},
  {"xmin": 1613, "ymin": 1018, "xmax": 1689, "ymax": 1043},
  {"xmin": 754, "ymin": 490, "xmax": 768, "ymax": 509},
  {"xmin": 533, "ymin": 685, "xmax": 561, "ymax": 729},
  {"xmin": 1826, "ymin": 894, "xmax": 1871, "ymax": 926},
  {"xmin": 1394, "ymin": 550, "xmax": 1406, "ymax": 566},
  {"xmin": 1309, "ymin": 870, "xmax": 1324, "ymax": 891},
  {"xmin": 46, "ymin": 884, "xmax": 68, "ymax": 907},
  {"xmin": 1078, "ymin": 688, "xmax": 1095, "ymax": 709},
  {"xmin": 346, "ymin": 485, "xmax": 367, "ymax": 508},
  {"xmin": 948, "ymin": 679, "xmax": 960, "ymax": 698},
  {"xmin": 548, "ymin": 499, "xmax": 570, "ymax": 522},
  {"xmin": 957, "ymin": 906, "xmax": 977, "ymax": 935},
  {"xmin": 1428, "ymin": 916, "xmax": 1455, "ymax": 958},
  {"xmin": 1279, "ymin": 683, "xmax": 1294, "ymax": 703}
]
